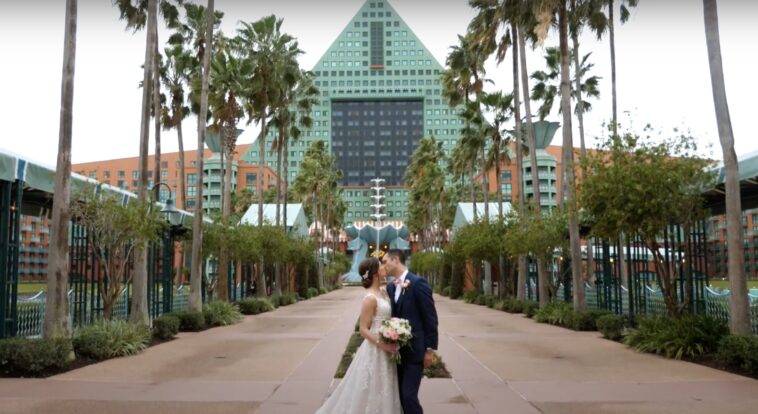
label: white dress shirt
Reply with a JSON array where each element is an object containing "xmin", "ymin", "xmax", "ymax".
[{"xmin": 394, "ymin": 269, "xmax": 409, "ymax": 302}]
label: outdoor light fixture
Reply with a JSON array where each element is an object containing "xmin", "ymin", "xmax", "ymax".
[{"xmin": 151, "ymin": 182, "xmax": 181, "ymax": 227}]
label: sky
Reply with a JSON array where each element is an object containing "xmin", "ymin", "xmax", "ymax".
[{"xmin": 0, "ymin": 0, "xmax": 756, "ymax": 167}]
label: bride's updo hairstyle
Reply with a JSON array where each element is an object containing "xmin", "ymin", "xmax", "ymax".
[{"xmin": 358, "ymin": 257, "xmax": 380, "ymax": 289}]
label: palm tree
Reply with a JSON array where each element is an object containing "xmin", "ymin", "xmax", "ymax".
[
  {"xmin": 533, "ymin": 0, "xmax": 584, "ymax": 309},
  {"xmin": 188, "ymin": 0, "xmax": 216, "ymax": 312},
  {"xmin": 530, "ymin": 47, "xmax": 601, "ymax": 121},
  {"xmin": 442, "ymin": 33, "xmax": 487, "ymax": 221},
  {"xmin": 113, "ymin": 0, "xmax": 182, "ymax": 322},
  {"xmin": 703, "ymin": 0, "xmax": 750, "ymax": 335},
  {"xmin": 159, "ymin": 44, "xmax": 191, "ymax": 285},
  {"xmin": 268, "ymin": 64, "xmax": 310, "ymax": 228},
  {"xmin": 160, "ymin": 45, "xmax": 191, "ymax": 210},
  {"xmin": 603, "ymin": 0, "xmax": 638, "ymax": 134},
  {"xmin": 281, "ymin": 71, "xmax": 319, "ymax": 230},
  {"xmin": 236, "ymin": 15, "xmax": 302, "ymax": 228},
  {"xmin": 207, "ymin": 37, "xmax": 248, "ymax": 301},
  {"xmin": 45, "ymin": 0, "xmax": 77, "ymax": 339},
  {"xmin": 480, "ymin": 92, "xmax": 515, "ymax": 220},
  {"xmin": 467, "ymin": 0, "xmax": 532, "ymax": 299}
]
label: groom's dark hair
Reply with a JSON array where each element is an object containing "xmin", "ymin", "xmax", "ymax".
[{"xmin": 385, "ymin": 249, "xmax": 405, "ymax": 265}]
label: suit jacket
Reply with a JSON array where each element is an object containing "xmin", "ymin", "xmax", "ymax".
[{"xmin": 387, "ymin": 272, "xmax": 439, "ymax": 364}]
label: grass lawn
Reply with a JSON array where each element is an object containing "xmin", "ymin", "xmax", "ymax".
[
  {"xmin": 17, "ymin": 283, "xmax": 47, "ymax": 295},
  {"xmin": 707, "ymin": 279, "xmax": 758, "ymax": 290}
]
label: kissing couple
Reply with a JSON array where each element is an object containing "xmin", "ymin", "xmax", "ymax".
[{"xmin": 316, "ymin": 249, "xmax": 439, "ymax": 414}]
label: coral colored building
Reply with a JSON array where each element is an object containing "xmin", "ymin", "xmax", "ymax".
[{"xmin": 72, "ymin": 144, "xmax": 279, "ymax": 214}]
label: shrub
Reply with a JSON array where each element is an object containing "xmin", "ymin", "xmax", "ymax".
[
  {"xmin": 596, "ymin": 314, "xmax": 627, "ymax": 340},
  {"xmin": 173, "ymin": 310, "xmax": 206, "ymax": 331},
  {"xmin": 493, "ymin": 300, "xmax": 507, "ymax": 311},
  {"xmin": 570, "ymin": 309, "xmax": 611, "ymax": 331},
  {"xmin": 319, "ymin": 287, "xmax": 328, "ymax": 295},
  {"xmin": 278, "ymin": 293, "xmax": 298, "ymax": 307},
  {"xmin": 442, "ymin": 287, "xmax": 451, "ymax": 297},
  {"xmin": 478, "ymin": 295, "xmax": 497, "ymax": 307},
  {"xmin": 306, "ymin": 287, "xmax": 319, "ymax": 299},
  {"xmin": 623, "ymin": 315, "xmax": 728, "ymax": 360},
  {"xmin": 333, "ymin": 284, "xmax": 343, "ymax": 290},
  {"xmin": 0, "ymin": 337, "xmax": 73, "ymax": 376},
  {"xmin": 534, "ymin": 302, "xmax": 573, "ymax": 326},
  {"xmin": 503, "ymin": 298, "xmax": 525, "ymax": 313},
  {"xmin": 152, "ymin": 314, "xmax": 180, "ymax": 340},
  {"xmin": 523, "ymin": 301, "xmax": 540, "ymax": 318},
  {"xmin": 74, "ymin": 319, "xmax": 151, "ymax": 361},
  {"xmin": 203, "ymin": 301, "xmax": 243, "ymax": 327},
  {"xmin": 716, "ymin": 335, "xmax": 758, "ymax": 375},
  {"xmin": 462, "ymin": 290, "xmax": 480, "ymax": 304},
  {"xmin": 238, "ymin": 298, "xmax": 275, "ymax": 315}
]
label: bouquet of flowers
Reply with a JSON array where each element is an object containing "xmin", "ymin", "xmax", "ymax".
[{"xmin": 378, "ymin": 317, "xmax": 413, "ymax": 364}]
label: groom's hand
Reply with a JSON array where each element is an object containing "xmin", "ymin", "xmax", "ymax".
[{"xmin": 423, "ymin": 351, "xmax": 434, "ymax": 368}]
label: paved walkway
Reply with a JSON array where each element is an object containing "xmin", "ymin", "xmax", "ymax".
[{"xmin": 1, "ymin": 287, "xmax": 757, "ymax": 413}]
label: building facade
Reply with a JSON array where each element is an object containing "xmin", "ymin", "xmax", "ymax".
[
  {"xmin": 73, "ymin": 144, "xmax": 279, "ymax": 215},
  {"xmin": 242, "ymin": 0, "xmax": 463, "ymax": 225}
]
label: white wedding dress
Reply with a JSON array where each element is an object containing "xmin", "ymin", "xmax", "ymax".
[{"xmin": 316, "ymin": 292, "xmax": 403, "ymax": 414}]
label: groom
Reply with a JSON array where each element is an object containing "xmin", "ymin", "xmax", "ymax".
[{"xmin": 383, "ymin": 249, "xmax": 439, "ymax": 414}]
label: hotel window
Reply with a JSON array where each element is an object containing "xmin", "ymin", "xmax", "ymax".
[
  {"xmin": 187, "ymin": 173, "xmax": 197, "ymax": 185},
  {"xmin": 132, "ymin": 170, "xmax": 138, "ymax": 178},
  {"xmin": 118, "ymin": 170, "xmax": 125, "ymax": 178}
]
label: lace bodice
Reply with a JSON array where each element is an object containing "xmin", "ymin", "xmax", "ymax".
[{"xmin": 365, "ymin": 292, "xmax": 392, "ymax": 335}]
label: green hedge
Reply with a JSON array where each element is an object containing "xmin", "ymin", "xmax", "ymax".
[
  {"xmin": 534, "ymin": 302, "xmax": 574, "ymax": 326},
  {"xmin": 277, "ymin": 293, "xmax": 298, "ymax": 307},
  {"xmin": 173, "ymin": 310, "xmax": 207, "ymax": 331},
  {"xmin": 523, "ymin": 301, "xmax": 540, "ymax": 318},
  {"xmin": 73, "ymin": 320, "xmax": 151, "ymax": 361},
  {"xmin": 238, "ymin": 298, "xmax": 275, "ymax": 315},
  {"xmin": 716, "ymin": 335, "xmax": 758, "ymax": 376},
  {"xmin": 462, "ymin": 290, "xmax": 479, "ymax": 304},
  {"xmin": 306, "ymin": 287, "xmax": 319, "ymax": 299},
  {"xmin": 153, "ymin": 314, "xmax": 180, "ymax": 340},
  {"xmin": 596, "ymin": 314, "xmax": 627, "ymax": 340},
  {"xmin": 570, "ymin": 309, "xmax": 611, "ymax": 331},
  {"xmin": 624, "ymin": 315, "xmax": 728, "ymax": 360},
  {"xmin": 0, "ymin": 337, "xmax": 73, "ymax": 376},
  {"xmin": 203, "ymin": 302, "xmax": 243, "ymax": 327}
]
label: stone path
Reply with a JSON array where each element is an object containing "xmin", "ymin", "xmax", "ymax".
[{"xmin": 0, "ymin": 287, "xmax": 756, "ymax": 413}]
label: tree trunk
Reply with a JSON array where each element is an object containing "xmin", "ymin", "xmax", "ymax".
[
  {"xmin": 131, "ymin": 0, "xmax": 157, "ymax": 324},
  {"xmin": 512, "ymin": 24, "xmax": 528, "ymax": 301},
  {"xmin": 559, "ymin": 4, "xmax": 585, "ymax": 311},
  {"xmin": 283, "ymin": 139, "xmax": 289, "ymax": 233},
  {"xmin": 275, "ymin": 126, "xmax": 284, "ymax": 227},
  {"xmin": 703, "ymin": 0, "xmax": 750, "ymax": 334},
  {"xmin": 177, "ymin": 117, "xmax": 186, "ymax": 210},
  {"xmin": 44, "ymin": 0, "xmax": 77, "ymax": 339},
  {"xmin": 257, "ymin": 126, "xmax": 266, "ymax": 226},
  {"xmin": 609, "ymin": 0, "xmax": 618, "ymax": 134},
  {"xmin": 537, "ymin": 258, "xmax": 549, "ymax": 306},
  {"xmin": 153, "ymin": 35, "xmax": 162, "ymax": 195},
  {"xmin": 571, "ymin": 31, "xmax": 587, "ymax": 162},
  {"xmin": 217, "ymin": 125, "xmax": 234, "ymax": 302},
  {"xmin": 189, "ymin": 0, "xmax": 215, "ymax": 312},
  {"xmin": 482, "ymin": 147, "xmax": 489, "ymax": 220},
  {"xmin": 519, "ymin": 25, "xmax": 548, "ymax": 298},
  {"xmin": 176, "ymin": 116, "xmax": 186, "ymax": 288}
]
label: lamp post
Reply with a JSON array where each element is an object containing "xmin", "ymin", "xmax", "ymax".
[{"xmin": 150, "ymin": 182, "xmax": 181, "ymax": 315}]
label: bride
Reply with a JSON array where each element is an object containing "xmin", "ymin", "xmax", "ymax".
[{"xmin": 315, "ymin": 257, "xmax": 403, "ymax": 414}]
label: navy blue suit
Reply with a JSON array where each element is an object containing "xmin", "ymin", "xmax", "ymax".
[{"xmin": 387, "ymin": 272, "xmax": 439, "ymax": 414}]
